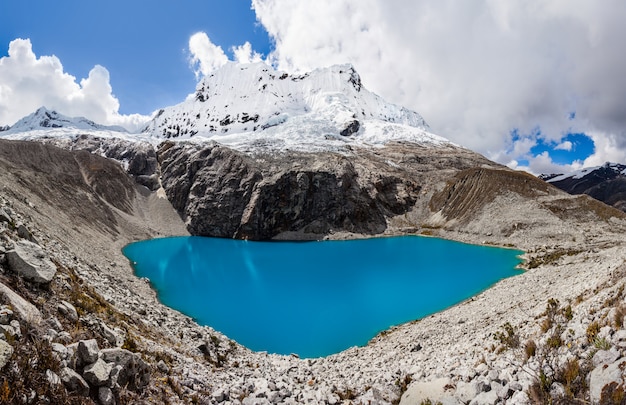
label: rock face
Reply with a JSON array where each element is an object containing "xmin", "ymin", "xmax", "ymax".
[
  {"xmin": 6, "ymin": 239, "xmax": 57, "ymax": 283},
  {"xmin": 158, "ymin": 141, "xmax": 488, "ymax": 240},
  {"xmin": 44, "ymin": 135, "xmax": 160, "ymax": 190}
]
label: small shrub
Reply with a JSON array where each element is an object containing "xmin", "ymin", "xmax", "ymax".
[
  {"xmin": 494, "ymin": 322, "xmax": 519, "ymax": 349},
  {"xmin": 546, "ymin": 333, "xmax": 563, "ymax": 349},
  {"xmin": 562, "ymin": 359, "xmax": 580, "ymax": 397},
  {"xmin": 594, "ymin": 337, "xmax": 612, "ymax": 350},
  {"xmin": 563, "ymin": 305, "xmax": 573, "ymax": 321},
  {"xmin": 524, "ymin": 339, "xmax": 537, "ymax": 360},
  {"xmin": 587, "ymin": 321, "xmax": 601, "ymax": 343}
]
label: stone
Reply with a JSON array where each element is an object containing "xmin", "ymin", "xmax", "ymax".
[
  {"xmin": 550, "ymin": 382, "xmax": 566, "ymax": 399},
  {"xmin": 9, "ymin": 320, "xmax": 20, "ymax": 338},
  {"xmin": 0, "ymin": 324, "xmax": 17, "ymax": 340},
  {"xmin": 101, "ymin": 322, "xmax": 121, "ymax": 346},
  {"xmin": 469, "ymin": 389, "xmax": 499, "ymax": 405},
  {"xmin": 0, "ymin": 307, "xmax": 13, "ymax": 324},
  {"xmin": 399, "ymin": 377, "xmax": 451, "ymax": 405},
  {"xmin": 46, "ymin": 369, "xmax": 61, "ymax": 386},
  {"xmin": 98, "ymin": 386, "xmax": 116, "ymax": 405},
  {"xmin": 0, "ymin": 281, "xmax": 42, "ymax": 324},
  {"xmin": 83, "ymin": 358, "xmax": 113, "ymax": 387},
  {"xmin": 592, "ymin": 349, "xmax": 620, "ymax": 367},
  {"xmin": 508, "ymin": 391, "xmax": 531, "ymax": 405},
  {"xmin": 6, "ymin": 239, "xmax": 56, "ymax": 283},
  {"xmin": 0, "ymin": 339, "xmax": 13, "ymax": 369},
  {"xmin": 456, "ymin": 380, "xmax": 482, "ymax": 403},
  {"xmin": 51, "ymin": 342, "xmax": 68, "ymax": 358},
  {"xmin": 58, "ymin": 300, "xmax": 79, "ymax": 322},
  {"xmin": 77, "ymin": 339, "xmax": 100, "ymax": 365},
  {"xmin": 60, "ymin": 367, "xmax": 90, "ymax": 396},
  {"xmin": 0, "ymin": 208, "xmax": 12, "ymax": 225},
  {"xmin": 157, "ymin": 359, "xmax": 170, "ymax": 374},
  {"xmin": 589, "ymin": 358, "xmax": 626, "ymax": 403},
  {"xmin": 101, "ymin": 348, "xmax": 150, "ymax": 391},
  {"xmin": 16, "ymin": 224, "xmax": 34, "ymax": 242}
]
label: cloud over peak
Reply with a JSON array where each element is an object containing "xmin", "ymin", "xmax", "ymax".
[{"xmin": 0, "ymin": 38, "xmax": 149, "ymax": 132}]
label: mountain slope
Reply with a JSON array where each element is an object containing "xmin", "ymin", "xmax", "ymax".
[{"xmin": 541, "ymin": 162, "xmax": 626, "ymax": 212}]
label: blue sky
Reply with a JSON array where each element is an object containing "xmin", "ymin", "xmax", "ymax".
[
  {"xmin": 0, "ymin": 0, "xmax": 271, "ymax": 115},
  {"xmin": 1, "ymin": 1, "xmax": 625, "ymax": 174}
]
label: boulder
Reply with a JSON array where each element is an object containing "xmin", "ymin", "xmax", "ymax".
[
  {"xmin": 99, "ymin": 386, "xmax": 116, "ymax": 405},
  {"xmin": 101, "ymin": 348, "xmax": 150, "ymax": 391},
  {"xmin": 589, "ymin": 358, "xmax": 626, "ymax": 403},
  {"xmin": 0, "ymin": 339, "xmax": 13, "ymax": 369},
  {"xmin": 0, "ymin": 281, "xmax": 42, "ymax": 324},
  {"xmin": 58, "ymin": 300, "xmax": 79, "ymax": 322},
  {"xmin": 0, "ymin": 208, "xmax": 12, "ymax": 224},
  {"xmin": 83, "ymin": 358, "xmax": 113, "ymax": 387},
  {"xmin": 469, "ymin": 390, "xmax": 499, "ymax": 405},
  {"xmin": 6, "ymin": 240, "xmax": 56, "ymax": 283},
  {"xmin": 77, "ymin": 339, "xmax": 100, "ymax": 365},
  {"xmin": 60, "ymin": 367, "xmax": 90, "ymax": 396}
]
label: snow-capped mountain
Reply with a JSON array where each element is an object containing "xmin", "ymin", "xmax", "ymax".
[
  {"xmin": 3, "ymin": 107, "xmax": 128, "ymax": 134},
  {"xmin": 142, "ymin": 62, "xmax": 449, "ymax": 152},
  {"xmin": 541, "ymin": 162, "xmax": 626, "ymax": 212}
]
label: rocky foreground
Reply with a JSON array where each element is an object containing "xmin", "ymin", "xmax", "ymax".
[{"xmin": 0, "ymin": 137, "xmax": 626, "ymax": 404}]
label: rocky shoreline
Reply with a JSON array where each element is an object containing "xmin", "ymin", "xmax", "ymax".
[{"xmin": 1, "ymin": 138, "xmax": 626, "ymax": 404}]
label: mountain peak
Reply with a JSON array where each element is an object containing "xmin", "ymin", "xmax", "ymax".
[
  {"xmin": 3, "ymin": 107, "xmax": 127, "ymax": 134},
  {"xmin": 142, "ymin": 63, "xmax": 446, "ymax": 152}
]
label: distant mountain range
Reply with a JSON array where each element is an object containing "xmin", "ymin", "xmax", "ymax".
[
  {"xmin": 540, "ymin": 162, "xmax": 626, "ymax": 212},
  {"xmin": 1, "ymin": 107, "xmax": 127, "ymax": 134}
]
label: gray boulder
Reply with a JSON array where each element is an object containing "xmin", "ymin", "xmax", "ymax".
[
  {"xmin": 0, "ymin": 339, "xmax": 13, "ymax": 369},
  {"xmin": 589, "ymin": 358, "xmax": 626, "ymax": 403},
  {"xmin": 101, "ymin": 348, "xmax": 150, "ymax": 391},
  {"xmin": 60, "ymin": 367, "xmax": 90, "ymax": 396},
  {"xmin": 0, "ymin": 208, "xmax": 12, "ymax": 224},
  {"xmin": 58, "ymin": 300, "xmax": 79, "ymax": 322},
  {"xmin": 6, "ymin": 239, "xmax": 56, "ymax": 283},
  {"xmin": 77, "ymin": 339, "xmax": 100, "ymax": 365},
  {"xmin": 0, "ymin": 281, "xmax": 42, "ymax": 324},
  {"xmin": 99, "ymin": 386, "xmax": 116, "ymax": 405},
  {"xmin": 83, "ymin": 358, "xmax": 113, "ymax": 387}
]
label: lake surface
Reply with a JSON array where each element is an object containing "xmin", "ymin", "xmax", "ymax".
[{"xmin": 123, "ymin": 236, "xmax": 523, "ymax": 358}]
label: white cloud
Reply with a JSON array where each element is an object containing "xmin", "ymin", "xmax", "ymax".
[
  {"xmin": 252, "ymin": 0, "xmax": 626, "ymax": 168},
  {"xmin": 0, "ymin": 38, "xmax": 149, "ymax": 132},
  {"xmin": 232, "ymin": 42, "xmax": 264, "ymax": 64},
  {"xmin": 554, "ymin": 141, "xmax": 573, "ymax": 151},
  {"xmin": 582, "ymin": 132, "xmax": 626, "ymax": 167},
  {"xmin": 188, "ymin": 32, "xmax": 229, "ymax": 78}
]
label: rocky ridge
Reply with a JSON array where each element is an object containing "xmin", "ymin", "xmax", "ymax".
[
  {"xmin": 0, "ymin": 137, "xmax": 626, "ymax": 404},
  {"xmin": 541, "ymin": 162, "xmax": 626, "ymax": 213}
]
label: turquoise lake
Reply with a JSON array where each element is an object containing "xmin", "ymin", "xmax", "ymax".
[{"xmin": 123, "ymin": 236, "xmax": 523, "ymax": 358}]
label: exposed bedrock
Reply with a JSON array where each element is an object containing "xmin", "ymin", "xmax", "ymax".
[{"xmin": 157, "ymin": 141, "xmax": 500, "ymax": 240}]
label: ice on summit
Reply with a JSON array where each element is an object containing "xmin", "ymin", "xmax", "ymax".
[{"xmin": 141, "ymin": 62, "xmax": 451, "ymax": 152}]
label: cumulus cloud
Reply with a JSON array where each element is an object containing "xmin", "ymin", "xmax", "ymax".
[
  {"xmin": 554, "ymin": 141, "xmax": 573, "ymax": 152},
  {"xmin": 188, "ymin": 32, "xmax": 229, "ymax": 78},
  {"xmin": 252, "ymin": 0, "xmax": 626, "ymax": 171},
  {"xmin": 0, "ymin": 38, "xmax": 149, "ymax": 132},
  {"xmin": 232, "ymin": 42, "xmax": 264, "ymax": 64}
]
